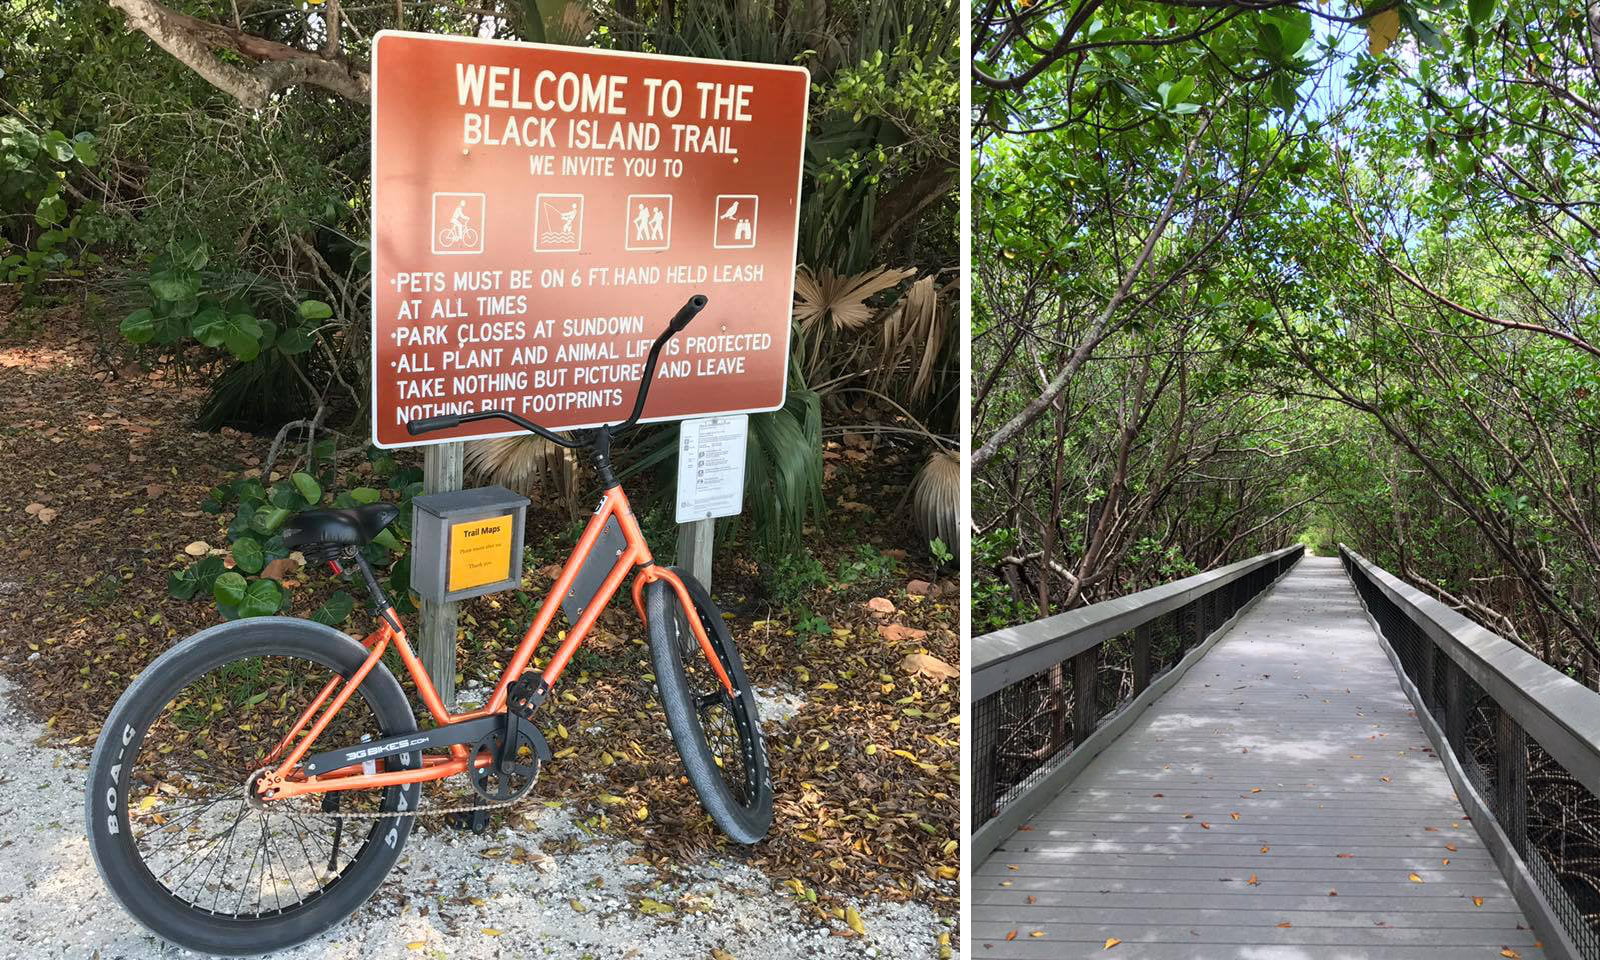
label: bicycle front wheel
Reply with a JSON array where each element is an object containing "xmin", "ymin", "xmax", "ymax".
[
  {"xmin": 85, "ymin": 618, "xmax": 421, "ymax": 956},
  {"xmin": 646, "ymin": 571, "xmax": 773, "ymax": 843}
]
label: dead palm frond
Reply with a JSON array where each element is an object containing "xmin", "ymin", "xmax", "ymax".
[
  {"xmin": 792, "ymin": 265, "xmax": 916, "ymax": 331},
  {"xmin": 465, "ymin": 435, "xmax": 582, "ymax": 516},
  {"xmin": 874, "ymin": 274, "xmax": 948, "ymax": 407},
  {"xmin": 909, "ymin": 448, "xmax": 960, "ymax": 553}
]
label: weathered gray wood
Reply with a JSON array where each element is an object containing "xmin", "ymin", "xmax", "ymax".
[
  {"xmin": 420, "ymin": 442, "xmax": 463, "ymax": 709},
  {"xmin": 675, "ymin": 516, "xmax": 714, "ymax": 591},
  {"xmin": 975, "ymin": 557, "xmax": 1549, "ymax": 959}
]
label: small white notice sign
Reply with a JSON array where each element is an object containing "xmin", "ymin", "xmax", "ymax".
[{"xmin": 676, "ymin": 415, "xmax": 748, "ymax": 524}]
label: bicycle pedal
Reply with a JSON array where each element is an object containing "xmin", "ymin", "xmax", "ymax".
[{"xmin": 506, "ymin": 676, "xmax": 548, "ymax": 721}]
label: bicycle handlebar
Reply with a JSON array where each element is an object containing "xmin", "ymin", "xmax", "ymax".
[{"xmin": 405, "ymin": 294, "xmax": 708, "ymax": 445}]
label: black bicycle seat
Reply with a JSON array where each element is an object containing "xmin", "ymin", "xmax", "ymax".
[{"xmin": 281, "ymin": 504, "xmax": 399, "ymax": 550}]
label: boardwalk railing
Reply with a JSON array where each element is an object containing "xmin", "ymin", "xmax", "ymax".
[
  {"xmin": 1343, "ymin": 546, "xmax": 1600, "ymax": 960},
  {"xmin": 971, "ymin": 544, "xmax": 1303, "ymax": 860}
]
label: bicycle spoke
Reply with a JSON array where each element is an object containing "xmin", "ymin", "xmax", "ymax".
[{"xmin": 119, "ymin": 652, "xmax": 396, "ymax": 920}]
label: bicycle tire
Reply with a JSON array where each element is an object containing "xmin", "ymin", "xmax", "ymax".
[
  {"xmin": 85, "ymin": 617, "xmax": 421, "ymax": 956},
  {"xmin": 645, "ymin": 571, "xmax": 773, "ymax": 844}
]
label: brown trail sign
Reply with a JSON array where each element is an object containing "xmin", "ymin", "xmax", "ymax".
[{"xmin": 369, "ymin": 31, "xmax": 809, "ymax": 449}]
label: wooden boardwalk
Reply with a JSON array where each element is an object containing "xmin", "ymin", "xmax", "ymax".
[{"xmin": 973, "ymin": 556, "xmax": 1547, "ymax": 959}]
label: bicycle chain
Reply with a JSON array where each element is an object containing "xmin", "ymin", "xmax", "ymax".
[{"xmin": 266, "ymin": 791, "xmax": 529, "ymax": 821}]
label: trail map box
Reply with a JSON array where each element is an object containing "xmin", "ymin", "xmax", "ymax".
[{"xmin": 369, "ymin": 32, "xmax": 809, "ymax": 448}]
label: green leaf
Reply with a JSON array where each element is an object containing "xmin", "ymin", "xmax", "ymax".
[
  {"xmin": 120, "ymin": 308, "xmax": 155, "ymax": 344},
  {"xmin": 291, "ymin": 471, "xmax": 322, "ymax": 504},
  {"xmin": 42, "ymin": 130, "xmax": 74, "ymax": 162},
  {"xmin": 252, "ymin": 506, "xmax": 293, "ymax": 534},
  {"xmin": 1467, "ymin": 0, "xmax": 1494, "ymax": 25},
  {"xmin": 276, "ymin": 325, "xmax": 316, "ymax": 355},
  {"xmin": 349, "ymin": 486, "xmax": 382, "ymax": 504},
  {"xmin": 237, "ymin": 578, "xmax": 283, "ymax": 618},
  {"xmin": 298, "ymin": 300, "xmax": 334, "ymax": 321},
  {"xmin": 168, "ymin": 570, "xmax": 200, "ymax": 600},
  {"xmin": 232, "ymin": 537, "xmax": 265, "ymax": 575},
  {"xmin": 312, "ymin": 590, "xmax": 356, "ymax": 626},
  {"xmin": 173, "ymin": 237, "xmax": 209, "ymax": 271},
  {"xmin": 192, "ymin": 307, "xmax": 263, "ymax": 361},
  {"xmin": 213, "ymin": 571, "xmax": 248, "ymax": 607},
  {"xmin": 34, "ymin": 193, "xmax": 66, "ymax": 226},
  {"xmin": 149, "ymin": 271, "xmax": 200, "ymax": 302},
  {"xmin": 71, "ymin": 135, "xmax": 98, "ymax": 166}
]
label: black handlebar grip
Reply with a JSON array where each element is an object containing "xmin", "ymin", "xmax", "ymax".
[
  {"xmin": 407, "ymin": 415, "xmax": 461, "ymax": 435},
  {"xmin": 667, "ymin": 294, "xmax": 709, "ymax": 333}
]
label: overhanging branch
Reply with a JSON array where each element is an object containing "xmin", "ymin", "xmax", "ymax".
[{"xmin": 108, "ymin": 0, "xmax": 371, "ymax": 107}]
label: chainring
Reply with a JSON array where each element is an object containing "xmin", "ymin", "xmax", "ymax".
[{"xmin": 468, "ymin": 727, "xmax": 541, "ymax": 803}]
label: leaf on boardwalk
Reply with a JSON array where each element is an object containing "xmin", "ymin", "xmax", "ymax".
[
  {"xmin": 1248, "ymin": 873, "xmax": 1260, "ymax": 886},
  {"xmin": 1103, "ymin": 938, "xmax": 1121, "ymax": 950},
  {"xmin": 1337, "ymin": 853, "xmax": 1354, "ymax": 858},
  {"xmin": 1005, "ymin": 930, "xmax": 1017, "ymax": 941},
  {"xmin": 1277, "ymin": 921, "xmax": 1293, "ymax": 928},
  {"xmin": 1230, "ymin": 812, "xmax": 1241, "ymax": 821},
  {"xmin": 1445, "ymin": 843, "xmax": 1458, "ymax": 852},
  {"xmin": 1409, "ymin": 873, "xmax": 1425, "ymax": 883},
  {"xmin": 1473, "ymin": 897, "xmax": 1485, "ymax": 907},
  {"xmin": 1261, "ymin": 846, "xmax": 1270, "ymax": 854},
  {"xmin": 1501, "ymin": 951, "xmax": 1522, "ymax": 959},
  {"xmin": 1250, "ymin": 787, "xmax": 1262, "ymax": 794},
  {"xmin": 1199, "ymin": 822, "xmax": 1211, "ymax": 829},
  {"xmin": 1029, "ymin": 931, "xmax": 1045, "ymax": 938}
]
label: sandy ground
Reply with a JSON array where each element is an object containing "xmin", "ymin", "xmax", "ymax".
[{"xmin": 0, "ymin": 674, "xmax": 948, "ymax": 960}]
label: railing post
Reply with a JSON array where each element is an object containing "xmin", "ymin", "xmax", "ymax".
[
  {"xmin": 1419, "ymin": 630, "xmax": 1437, "ymax": 712},
  {"xmin": 1191, "ymin": 596, "xmax": 1207, "ymax": 649},
  {"xmin": 1495, "ymin": 707, "xmax": 1528, "ymax": 856},
  {"xmin": 1132, "ymin": 622, "xmax": 1153, "ymax": 695},
  {"xmin": 1071, "ymin": 646, "xmax": 1098, "ymax": 746},
  {"xmin": 1444, "ymin": 659, "xmax": 1466, "ymax": 754}
]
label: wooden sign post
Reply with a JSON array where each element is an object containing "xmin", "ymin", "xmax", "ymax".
[{"xmin": 420, "ymin": 442, "xmax": 463, "ymax": 707}]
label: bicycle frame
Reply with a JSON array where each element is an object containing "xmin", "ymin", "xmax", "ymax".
[{"xmin": 253, "ymin": 484, "xmax": 732, "ymax": 801}]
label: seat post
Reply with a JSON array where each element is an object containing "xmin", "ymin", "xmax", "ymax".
[{"xmin": 347, "ymin": 550, "xmax": 400, "ymax": 630}]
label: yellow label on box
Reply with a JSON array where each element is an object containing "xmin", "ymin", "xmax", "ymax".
[{"xmin": 448, "ymin": 513, "xmax": 513, "ymax": 592}]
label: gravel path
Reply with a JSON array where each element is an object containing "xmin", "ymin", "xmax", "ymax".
[{"xmin": 0, "ymin": 674, "xmax": 948, "ymax": 959}]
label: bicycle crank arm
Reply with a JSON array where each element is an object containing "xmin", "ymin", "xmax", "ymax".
[{"xmin": 301, "ymin": 714, "xmax": 504, "ymax": 777}]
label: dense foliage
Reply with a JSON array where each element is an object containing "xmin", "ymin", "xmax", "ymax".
[
  {"xmin": 2, "ymin": 0, "xmax": 958, "ymax": 611},
  {"xmin": 973, "ymin": 0, "xmax": 1600, "ymax": 683}
]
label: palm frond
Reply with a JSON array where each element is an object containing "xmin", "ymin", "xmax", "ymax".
[{"xmin": 909, "ymin": 448, "xmax": 960, "ymax": 551}]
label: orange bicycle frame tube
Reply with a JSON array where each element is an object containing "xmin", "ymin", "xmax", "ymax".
[{"xmin": 260, "ymin": 484, "xmax": 732, "ymax": 800}]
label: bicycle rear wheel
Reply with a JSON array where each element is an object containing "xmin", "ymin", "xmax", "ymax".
[
  {"xmin": 645, "ymin": 571, "xmax": 773, "ymax": 843},
  {"xmin": 86, "ymin": 618, "xmax": 420, "ymax": 956}
]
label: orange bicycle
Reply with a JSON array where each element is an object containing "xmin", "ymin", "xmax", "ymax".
[{"xmin": 85, "ymin": 295, "xmax": 773, "ymax": 955}]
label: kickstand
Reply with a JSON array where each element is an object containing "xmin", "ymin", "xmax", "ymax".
[
  {"xmin": 447, "ymin": 808, "xmax": 492, "ymax": 834},
  {"xmin": 448, "ymin": 769, "xmax": 493, "ymax": 834}
]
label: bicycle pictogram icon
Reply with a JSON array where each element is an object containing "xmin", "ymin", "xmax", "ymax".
[{"xmin": 431, "ymin": 192, "xmax": 485, "ymax": 255}]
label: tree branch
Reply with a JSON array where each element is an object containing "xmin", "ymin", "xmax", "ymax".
[{"xmin": 108, "ymin": 0, "xmax": 371, "ymax": 108}]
